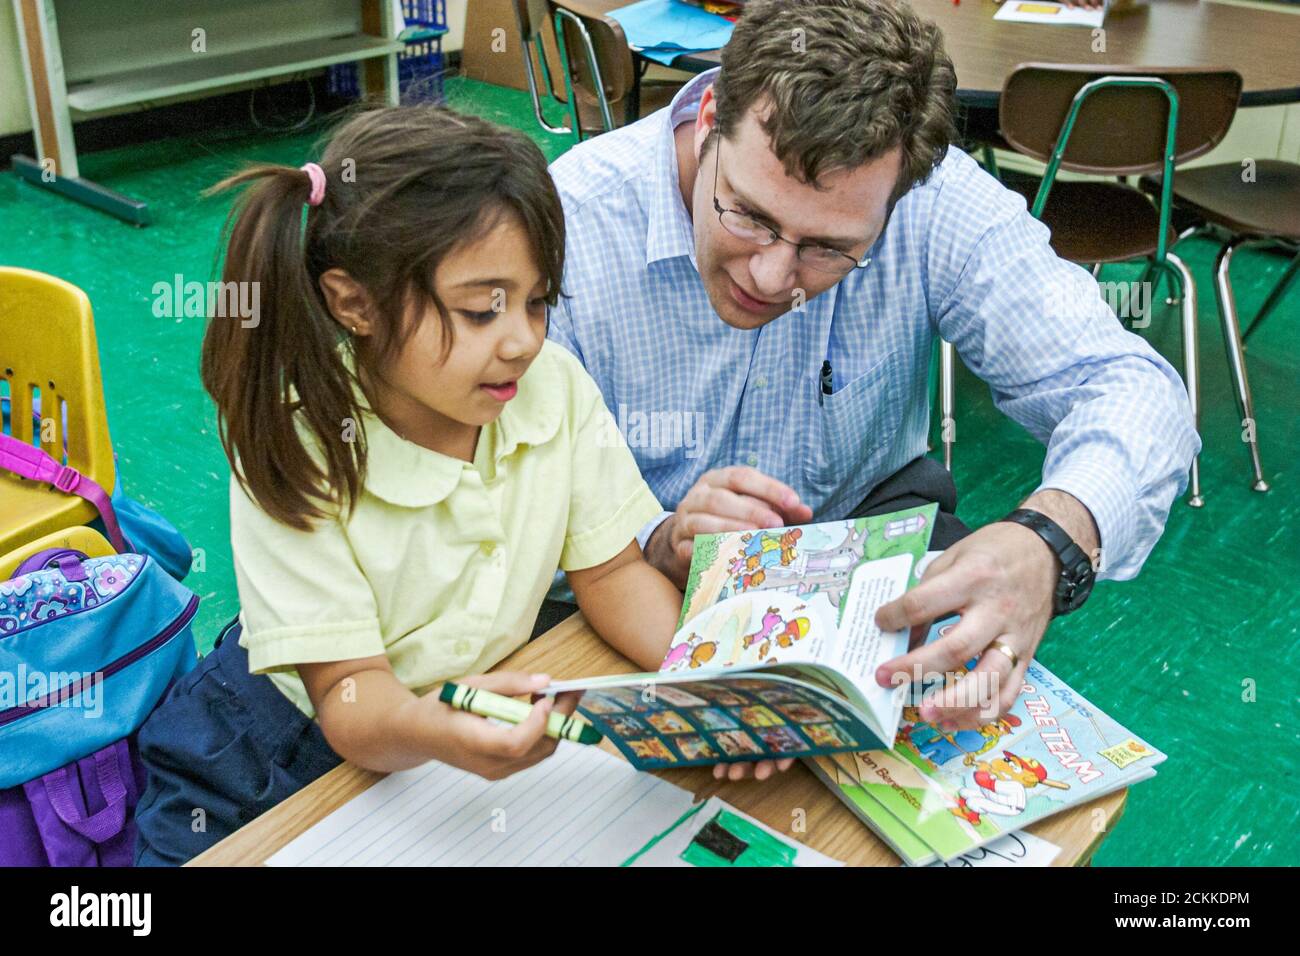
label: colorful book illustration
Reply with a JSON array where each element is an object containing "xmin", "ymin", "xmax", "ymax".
[
  {"xmin": 806, "ymin": 617, "xmax": 1166, "ymax": 864},
  {"xmin": 546, "ymin": 503, "xmax": 938, "ymax": 770}
]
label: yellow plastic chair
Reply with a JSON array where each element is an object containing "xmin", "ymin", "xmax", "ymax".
[
  {"xmin": 0, "ymin": 526, "xmax": 115, "ymax": 580},
  {"xmin": 0, "ymin": 267, "xmax": 116, "ymax": 558}
]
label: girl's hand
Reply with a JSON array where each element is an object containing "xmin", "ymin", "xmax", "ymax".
[
  {"xmin": 711, "ymin": 757, "xmax": 796, "ymax": 781},
  {"xmin": 420, "ymin": 671, "xmax": 583, "ymax": 781}
]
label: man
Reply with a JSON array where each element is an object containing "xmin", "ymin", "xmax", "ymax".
[{"xmin": 545, "ymin": 0, "xmax": 1198, "ymax": 731}]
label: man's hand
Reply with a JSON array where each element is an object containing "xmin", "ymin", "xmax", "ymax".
[
  {"xmin": 872, "ymin": 491, "xmax": 1099, "ymax": 730},
  {"xmin": 645, "ymin": 466, "xmax": 813, "ymax": 588}
]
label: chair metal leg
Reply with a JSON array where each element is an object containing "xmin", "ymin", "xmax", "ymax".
[
  {"xmin": 981, "ymin": 145, "xmax": 1000, "ymax": 180},
  {"xmin": 940, "ymin": 338, "xmax": 955, "ymax": 472},
  {"xmin": 1162, "ymin": 253, "xmax": 1203, "ymax": 507},
  {"xmin": 1242, "ymin": 250, "xmax": 1300, "ymax": 344},
  {"xmin": 553, "ymin": 8, "xmax": 616, "ymax": 144},
  {"xmin": 1135, "ymin": 261, "xmax": 1155, "ymax": 290},
  {"xmin": 1132, "ymin": 260, "xmax": 1158, "ymax": 326},
  {"xmin": 511, "ymin": 2, "xmax": 572, "ymax": 138},
  {"xmin": 1213, "ymin": 240, "xmax": 1269, "ymax": 492},
  {"xmin": 1162, "ymin": 225, "xmax": 1214, "ymax": 307}
]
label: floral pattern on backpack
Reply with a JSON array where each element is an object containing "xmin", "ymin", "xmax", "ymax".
[{"xmin": 0, "ymin": 554, "xmax": 145, "ymax": 637}]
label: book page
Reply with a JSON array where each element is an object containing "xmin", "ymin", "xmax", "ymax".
[
  {"xmin": 677, "ymin": 504, "xmax": 936, "ymax": 631},
  {"xmin": 549, "ymin": 669, "xmax": 887, "ymax": 770},
  {"xmin": 660, "ymin": 590, "xmax": 836, "ymax": 673},
  {"xmin": 826, "ymin": 552, "xmax": 913, "ymax": 735}
]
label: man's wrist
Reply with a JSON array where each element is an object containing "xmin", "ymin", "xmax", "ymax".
[
  {"xmin": 1021, "ymin": 489, "xmax": 1101, "ymax": 565},
  {"xmin": 1002, "ymin": 495, "xmax": 1098, "ymax": 616}
]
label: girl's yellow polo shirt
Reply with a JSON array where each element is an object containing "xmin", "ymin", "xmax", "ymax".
[{"xmin": 231, "ymin": 341, "xmax": 662, "ymax": 718}]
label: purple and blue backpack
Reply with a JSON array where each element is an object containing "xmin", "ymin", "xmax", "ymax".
[{"xmin": 0, "ymin": 433, "xmax": 199, "ymax": 865}]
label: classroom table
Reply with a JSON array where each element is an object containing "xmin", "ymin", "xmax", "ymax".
[
  {"xmin": 189, "ymin": 611, "xmax": 1128, "ymax": 867},
  {"xmin": 599, "ymin": 0, "xmax": 1300, "ymax": 107}
]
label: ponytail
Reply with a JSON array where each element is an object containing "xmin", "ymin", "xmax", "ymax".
[{"xmin": 200, "ymin": 163, "xmax": 363, "ymax": 531}]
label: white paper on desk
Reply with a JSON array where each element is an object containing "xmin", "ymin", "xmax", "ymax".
[
  {"xmin": 266, "ymin": 743, "xmax": 840, "ymax": 867},
  {"xmin": 915, "ymin": 830, "xmax": 1061, "ymax": 867},
  {"xmin": 994, "ymin": 1, "xmax": 1107, "ymax": 28}
]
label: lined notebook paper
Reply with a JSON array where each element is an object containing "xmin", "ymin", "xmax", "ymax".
[{"xmin": 266, "ymin": 743, "xmax": 839, "ymax": 867}]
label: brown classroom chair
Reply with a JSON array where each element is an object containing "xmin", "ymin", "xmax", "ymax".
[
  {"xmin": 995, "ymin": 64, "xmax": 1242, "ymax": 508},
  {"xmin": 512, "ymin": 0, "xmax": 685, "ymax": 141},
  {"xmin": 1140, "ymin": 160, "xmax": 1299, "ymax": 495}
]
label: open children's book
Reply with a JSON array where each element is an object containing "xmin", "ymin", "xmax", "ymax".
[
  {"xmin": 806, "ymin": 616, "xmax": 1167, "ymax": 864},
  {"xmin": 546, "ymin": 503, "xmax": 939, "ymax": 770}
]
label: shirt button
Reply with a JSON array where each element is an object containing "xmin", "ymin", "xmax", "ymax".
[
  {"xmin": 454, "ymin": 639, "xmax": 471, "ymax": 656},
  {"xmin": 480, "ymin": 542, "xmax": 496, "ymax": 557},
  {"xmin": 755, "ymin": 376, "xmax": 767, "ymax": 388},
  {"xmin": 746, "ymin": 453, "xmax": 758, "ymax": 467}
]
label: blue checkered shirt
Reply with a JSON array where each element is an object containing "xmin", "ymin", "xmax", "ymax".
[{"xmin": 547, "ymin": 70, "xmax": 1198, "ymax": 581}]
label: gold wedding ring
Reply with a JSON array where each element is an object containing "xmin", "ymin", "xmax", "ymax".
[{"xmin": 987, "ymin": 640, "xmax": 1019, "ymax": 669}]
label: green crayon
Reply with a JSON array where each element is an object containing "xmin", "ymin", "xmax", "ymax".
[{"xmin": 439, "ymin": 681, "xmax": 603, "ymax": 745}]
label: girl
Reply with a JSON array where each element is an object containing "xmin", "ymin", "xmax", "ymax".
[{"xmin": 132, "ymin": 106, "xmax": 703, "ymax": 866}]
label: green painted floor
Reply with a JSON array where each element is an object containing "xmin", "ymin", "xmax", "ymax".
[{"xmin": 1, "ymin": 77, "xmax": 1296, "ymax": 866}]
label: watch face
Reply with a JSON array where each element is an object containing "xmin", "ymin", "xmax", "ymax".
[{"xmin": 1057, "ymin": 559, "xmax": 1095, "ymax": 614}]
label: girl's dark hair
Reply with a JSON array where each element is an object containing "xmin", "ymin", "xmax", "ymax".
[{"xmin": 200, "ymin": 106, "xmax": 566, "ymax": 530}]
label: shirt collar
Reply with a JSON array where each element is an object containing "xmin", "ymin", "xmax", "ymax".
[
  {"xmin": 645, "ymin": 68, "xmax": 719, "ymax": 267},
  {"xmin": 349, "ymin": 343, "xmax": 564, "ymax": 509}
]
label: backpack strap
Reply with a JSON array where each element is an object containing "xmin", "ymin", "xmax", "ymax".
[
  {"xmin": 39, "ymin": 746, "xmax": 129, "ymax": 845},
  {"xmin": 0, "ymin": 433, "xmax": 132, "ymax": 554}
]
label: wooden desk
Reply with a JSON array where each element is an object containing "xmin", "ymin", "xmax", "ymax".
[
  {"xmin": 191, "ymin": 612, "xmax": 1127, "ymax": 866},
  {"xmin": 595, "ymin": 0, "xmax": 1300, "ymax": 107}
]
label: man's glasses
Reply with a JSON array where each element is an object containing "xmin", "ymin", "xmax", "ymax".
[{"xmin": 710, "ymin": 137, "xmax": 872, "ymax": 277}]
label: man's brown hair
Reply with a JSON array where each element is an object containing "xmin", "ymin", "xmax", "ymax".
[{"xmin": 713, "ymin": 0, "xmax": 956, "ymax": 201}]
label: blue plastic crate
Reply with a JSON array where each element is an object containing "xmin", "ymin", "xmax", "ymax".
[{"xmin": 328, "ymin": 0, "xmax": 447, "ymax": 104}]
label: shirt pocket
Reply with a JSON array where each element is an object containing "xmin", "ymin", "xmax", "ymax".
[{"xmin": 802, "ymin": 353, "xmax": 896, "ymax": 495}]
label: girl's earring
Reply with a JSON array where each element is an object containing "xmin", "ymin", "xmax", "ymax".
[{"xmin": 351, "ymin": 325, "xmax": 357, "ymax": 334}]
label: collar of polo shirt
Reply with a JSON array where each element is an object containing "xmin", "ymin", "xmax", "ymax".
[{"xmin": 333, "ymin": 342, "xmax": 565, "ymax": 509}]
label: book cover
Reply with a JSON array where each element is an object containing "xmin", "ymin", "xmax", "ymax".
[{"xmin": 808, "ymin": 617, "xmax": 1165, "ymax": 862}]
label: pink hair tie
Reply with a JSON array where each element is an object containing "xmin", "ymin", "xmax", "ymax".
[{"xmin": 300, "ymin": 162, "xmax": 326, "ymax": 207}]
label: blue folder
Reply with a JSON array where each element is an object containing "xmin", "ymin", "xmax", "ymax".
[{"xmin": 608, "ymin": 0, "xmax": 735, "ymax": 66}]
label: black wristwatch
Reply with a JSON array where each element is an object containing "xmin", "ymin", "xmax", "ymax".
[{"xmin": 999, "ymin": 508, "xmax": 1095, "ymax": 616}]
